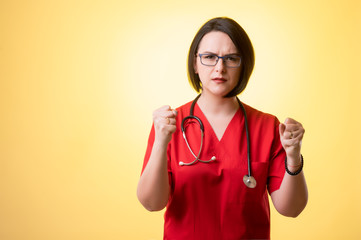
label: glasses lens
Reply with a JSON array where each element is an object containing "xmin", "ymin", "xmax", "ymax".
[
  {"xmin": 224, "ymin": 55, "xmax": 241, "ymax": 67},
  {"xmin": 200, "ymin": 54, "xmax": 218, "ymax": 66}
]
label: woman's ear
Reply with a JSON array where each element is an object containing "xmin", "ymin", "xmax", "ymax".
[{"xmin": 194, "ymin": 57, "xmax": 198, "ymax": 74}]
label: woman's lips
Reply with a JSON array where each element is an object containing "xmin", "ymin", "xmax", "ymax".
[{"xmin": 212, "ymin": 77, "xmax": 227, "ymax": 83}]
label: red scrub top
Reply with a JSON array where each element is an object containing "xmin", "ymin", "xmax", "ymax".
[{"xmin": 141, "ymin": 100, "xmax": 286, "ymax": 240}]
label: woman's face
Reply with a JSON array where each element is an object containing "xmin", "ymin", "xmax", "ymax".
[{"xmin": 195, "ymin": 31, "xmax": 242, "ymax": 98}]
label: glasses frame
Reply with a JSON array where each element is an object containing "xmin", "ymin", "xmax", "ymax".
[{"xmin": 198, "ymin": 53, "xmax": 241, "ymax": 68}]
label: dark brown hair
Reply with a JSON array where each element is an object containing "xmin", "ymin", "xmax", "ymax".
[{"xmin": 187, "ymin": 17, "xmax": 255, "ymax": 97}]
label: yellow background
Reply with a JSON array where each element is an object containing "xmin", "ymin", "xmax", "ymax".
[{"xmin": 1, "ymin": 0, "xmax": 360, "ymax": 239}]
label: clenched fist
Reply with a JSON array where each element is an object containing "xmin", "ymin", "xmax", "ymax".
[
  {"xmin": 279, "ymin": 118, "xmax": 305, "ymax": 166},
  {"xmin": 153, "ymin": 105, "xmax": 178, "ymax": 145}
]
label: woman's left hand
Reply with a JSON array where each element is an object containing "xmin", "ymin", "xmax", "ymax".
[{"xmin": 279, "ymin": 118, "xmax": 305, "ymax": 163}]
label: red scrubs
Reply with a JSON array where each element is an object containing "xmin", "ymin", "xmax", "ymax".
[{"xmin": 141, "ymin": 100, "xmax": 286, "ymax": 240}]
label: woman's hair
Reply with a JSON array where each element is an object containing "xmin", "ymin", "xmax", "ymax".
[{"xmin": 187, "ymin": 17, "xmax": 255, "ymax": 97}]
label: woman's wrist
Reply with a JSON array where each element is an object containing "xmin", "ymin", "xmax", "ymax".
[
  {"xmin": 285, "ymin": 155, "xmax": 304, "ymax": 175},
  {"xmin": 153, "ymin": 139, "xmax": 169, "ymax": 152}
]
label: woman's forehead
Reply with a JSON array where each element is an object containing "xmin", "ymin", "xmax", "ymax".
[{"xmin": 198, "ymin": 31, "xmax": 238, "ymax": 53}]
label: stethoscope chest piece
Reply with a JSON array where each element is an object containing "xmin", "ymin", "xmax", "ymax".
[{"xmin": 243, "ymin": 175, "xmax": 257, "ymax": 188}]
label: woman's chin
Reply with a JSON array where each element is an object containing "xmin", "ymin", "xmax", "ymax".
[{"xmin": 202, "ymin": 88, "xmax": 232, "ymax": 98}]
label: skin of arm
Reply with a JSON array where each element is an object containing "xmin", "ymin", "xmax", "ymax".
[
  {"xmin": 270, "ymin": 118, "xmax": 308, "ymax": 217},
  {"xmin": 136, "ymin": 106, "xmax": 177, "ymax": 211}
]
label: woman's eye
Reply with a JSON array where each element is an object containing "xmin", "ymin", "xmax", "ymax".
[
  {"xmin": 225, "ymin": 56, "xmax": 237, "ymax": 62},
  {"xmin": 204, "ymin": 55, "xmax": 216, "ymax": 59}
]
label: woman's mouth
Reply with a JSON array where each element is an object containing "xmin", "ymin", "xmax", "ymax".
[{"xmin": 212, "ymin": 77, "xmax": 227, "ymax": 83}]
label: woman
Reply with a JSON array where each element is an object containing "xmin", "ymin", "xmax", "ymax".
[{"xmin": 137, "ymin": 17, "xmax": 308, "ymax": 239}]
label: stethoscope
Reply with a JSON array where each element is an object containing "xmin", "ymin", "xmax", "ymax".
[{"xmin": 180, "ymin": 94, "xmax": 257, "ymax": 188}]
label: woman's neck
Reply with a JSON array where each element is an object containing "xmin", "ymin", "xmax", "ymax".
[{"xmin": 197, "ymin": 92, "xmax": 239, "ymax": 115}]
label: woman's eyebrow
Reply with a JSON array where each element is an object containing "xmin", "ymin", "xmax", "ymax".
[
  {"xmin": 200, "ymin": 51, "xmax": 240, "ymax": 55},
  {"xmin": 200, "ymin": 51, "xmax": 217, "ymax": 54}
]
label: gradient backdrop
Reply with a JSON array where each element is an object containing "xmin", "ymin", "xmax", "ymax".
[{"xmin": 1, "ymin": 0, "xmax": 360, "ymax": 239}]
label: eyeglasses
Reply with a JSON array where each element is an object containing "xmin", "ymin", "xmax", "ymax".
[{"xmin": 198, "ymin": 53, "xmax": 241, "ymax": 68}]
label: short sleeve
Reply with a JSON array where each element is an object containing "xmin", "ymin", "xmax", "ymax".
[{"xmin": 267, "ymin": 117, "xmax": 286, "ymax": 194}]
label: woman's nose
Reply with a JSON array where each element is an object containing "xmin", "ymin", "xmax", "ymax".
[{"xmin": 215, "ymin": 58, "xmax": 226, "ymax": 72}]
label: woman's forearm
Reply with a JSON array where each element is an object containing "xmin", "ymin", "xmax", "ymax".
[
  {"xmin": 137, "ymin": 141, "xmax": 170, "ymax": 211},
  {"xmin": 270, "ymin": 155, "xmax": 308, "ymax": 217}
]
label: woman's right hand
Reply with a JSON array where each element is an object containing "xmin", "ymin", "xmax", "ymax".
[{"xmin": 153, "ymin": 105, "xmax": 178, "ymax": 145}]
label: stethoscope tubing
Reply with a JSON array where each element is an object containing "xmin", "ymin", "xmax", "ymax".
[
  {"xmin": 180, "ymin": 95, "xmax": 208, "ymax": 165},
  {"xmin": 237, "ymin": 98, "xmax": 252, "ymax": 178}
]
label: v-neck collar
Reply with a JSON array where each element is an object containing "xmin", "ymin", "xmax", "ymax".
[{"xmin": 194, "ymin": 103, "xmax": 241, "ymax": 143}]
